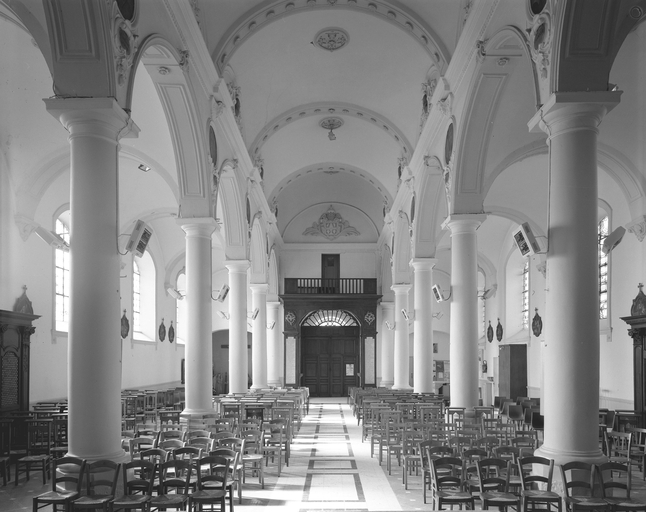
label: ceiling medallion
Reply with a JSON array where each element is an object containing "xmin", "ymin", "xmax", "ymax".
[
  {"xmin": 314, "ymin": 27, "xmax": 349, "ymax": 52},
  {"xmin": 320, "ymin": 116, "xmax": 344, "ymax": 141}
]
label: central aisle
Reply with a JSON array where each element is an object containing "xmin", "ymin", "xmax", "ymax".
[{"xmin": 242, "ymin": 398, "xmax": 406, "ymax": 511}]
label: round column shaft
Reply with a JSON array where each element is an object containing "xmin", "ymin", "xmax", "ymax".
[
  {"xmin": 392, "ymin": 284, "xmax": 412, "ymax": 390},
  {"xmin": 443, "ymin": 215, "xmax": 485, "ymax": 409},
  {"xmin": 529, "ymin": 92, "xmax": 620, "ymax": 464},
  {"xmin": 267, "ymin": 301, "xmax": 281, "ymax": 387},
  {"xmin": 413, "ymin": 259, "xmax": 437, "ymax": 393},
  {"xmin": 250, "ymin": 284, "xmax": 268, "ymax": 389},
  {"xmin": 380, "ymin": 302, "xmax": 395, "ymax": 388},
  {"xmin": 226, "ymin": 261, "xmax": 250, "ymax": 393},
  {"xmin": 180, "ymin": 219, "xmax": 216, "ymax": 416},
  {"xmin": 45, "ymin": 98, "xmax": 137, "ymax": 461}
]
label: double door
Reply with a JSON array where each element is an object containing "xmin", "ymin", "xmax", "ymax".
[{"xmin": 301, "ymin": 326, "xmax": 358, "ymax": 397}]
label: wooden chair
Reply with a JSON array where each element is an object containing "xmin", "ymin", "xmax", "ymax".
[
  {"xmin": 209, "ymin": 448, "xmax": 239, "ymax": 511},
  {"xmin": 430, "ymin": 456, "xmax": 474, "ymax": 510},
  {"xmin": 607, "ymin": 431, "xmax": 633, "ymax": 464},
  {"xmin": 188, "ymin": 455, "xmax": 229, "ymax": 512},
  {"xmin": 71, "ymin": 459, "xmax": 120, "ymax": 512},
  {"xmin": 517, "ymin": 455, "xmax": 562, "ymax": 512},
  {"xmin": 15, "ymin": 419, "xmax": 52, "ymax": 485},
  {"xmin": 628, "ymin": 427, "xmax": 646, "ymax": 479},
  {"xmin": 560, "ymin": 461, "xmax": 610, "ymax": 512},
  {"xmin": 112, "ymin": 459, "xmax": 154, "ymax": 512},
  {"xmin": 597, "ymin": 461, "xmax": 646, "ymax": 512},
  {"xmin": 32, "ymin": 456, "xmax": 85, "ymax": 512},
  {"xmin": 149, "ymin": 460, "xmax": 192, "ymax": 511},
  {"xmin": 241, "ymin": 429, "xmax": 264, "ymax": 488},
  {"xmin": 0, "ymin": 419, "xmax": 12, "ymax": 485},
  {"xmin": 476, "ymin": 458, "xmax": 521, "ymax": 511}
]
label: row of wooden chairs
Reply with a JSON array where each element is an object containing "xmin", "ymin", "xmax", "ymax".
[{"xmin": 33, "ymin": 454, "xmax": 233, "ymax": 512}]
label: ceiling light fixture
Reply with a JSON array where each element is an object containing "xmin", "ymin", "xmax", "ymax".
[
  {"xmin": 320, "ymin": 117, "xmax": 343, "ymax": 141},
  {"xmin": 138, "ymin": 164, "xmax": 151, "ymax": 172}
]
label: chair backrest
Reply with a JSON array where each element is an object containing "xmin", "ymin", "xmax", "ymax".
[
  {"xmin": 560, "ymin": 461, "xmax": 596, "ymax": 499},
  {"xmin": 158, "ymin": 438, "xmax": 184, "ymax": 451},
  {"xmin": 477, "ymin": 458, "xmax": 511, "ymax": 493},
  {"xmin": 218, "ymin": 436, "xmax": 245, "ymax": 455},
  {"xmin": 52, "ymin": 456, "xmax": 86, "ymax": 493},
  {"xmin": 597, "ymin": 461, "xmax": 632, "ymax": 499},
  {"xmin": 0, "ymin": 420, "xmax": 11, "ymax": 456},
  {"xmin": 209, "ymin": 447, "xmax": 239, "ymax": 480},
  {"xmin": 241, "ymin": 429, "xmax": 263, "ymax": 454},
  {"xmin": 26, "ymin": 419, "xmax": 53, "ymax": 455},
  {"xmin": 507, "ymin": 405, "xmax": 525, "ymax": 421},
  {"xmin": 197, "ymin": 455, "xmax": 230, "ymax": 490},
  {"xmin": 129, "ymin": 436, "xmax": 156, "ymax": 455},
  {"xmin": 606, "ymin": 431, "xmax": 632, "ymax": 460},
  {"xmin": 158, "ymin": 459, "xmax": 192, "ymax": 495},
  {"xmin": 431, "ymin": 456, "xmax": 465, "ymax": 489},
  {"xmin": 518, "ymin": 455, "xmax": 553, "ymax": 491},
  {"xmin": 474, "ymin": 436, "xmax": 500, "ymax": 456},
  {"xmin": 493, "ymin": 445, "xmax": 519, "ymax": 463},
  {"xmin": 159, "ymin": 429, "xmax": 185, "ymax": 442},
  {"xmin": 139, "ymin": 447, "xmax": 169, "ymax": 465},
  {"xmin": 187, "ymin": 436, "xmax": 214, "ymax": 452},
  {"xmin": 85, "ymin": 459, "xmax": 120, "ymax": 496},
  {"xmin": 121, "ymin": 459, "xmax": 155, "ymax": 495},
  {"xmin": 531, "ymin": 412, "xmax": 544, "ymax": 430},
  {"xmin": 187, "ymin": 429, "xmax": 210, "ymax": 439}
]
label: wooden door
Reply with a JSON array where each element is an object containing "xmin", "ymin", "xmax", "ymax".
[
  {"xmin": 498, "ymin": 344, "xmax": 527, "ymax": 400},
  {"xmin": 321, "ymin": 254, "xmax": 340, "ymax": 293},
  {"xmin": 301, "ymin": 326, "xmax": 358, "ymax": 397}
]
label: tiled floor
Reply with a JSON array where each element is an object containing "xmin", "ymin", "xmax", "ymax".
[{"xmin": 4, "ymin": 398, "xmax": 646, "ymax": 511}]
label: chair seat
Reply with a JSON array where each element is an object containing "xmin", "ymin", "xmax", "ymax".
[
  {"xmin": 73, "ymin": 494, "xmax": 114, "ymax": 506},
  {"xmin": 19, "ymin": 454, "xmax": 49, "ymax": 462},
  {"xmin": 150, "ymin": 494, "xmax": 188, "ymax": 507},
  {"xmin": 605, "ymin": 497, "xmax": 646, "ymax": 510},
  {"xmin": 522, "ymin": 489, "xmax": 561, "ymax": 500},
  {"xmin": 437, "ymin": 489, "xmax": 474, "ymax": 501},
  {"xmin": 112, "ymin": 495, "xmax": 151, "ymax": 507},
  {"xmin": 190, "ymin": 489, "xmax": 228, "ymax": 500},
  {"xmin": 566, "ymin": 496, "xmax": 610, "ymax": 509},
  {"xmin": 34, "ymin": 490, "xmax": 79, "ymax": 502},
  {"xmin": 482, "ymin": 490, "xmax": 520, "ymax": 503}
]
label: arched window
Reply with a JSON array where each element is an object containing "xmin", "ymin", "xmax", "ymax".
[
  {"xmin": 132, "ymin": 251, "xmax": 155, "ymax": 341},
  {"xmin": 54, "ymin": 212, "xmax": 70, "ymax": 332},
  {"xmin": 522, "ymin": 261, "xmax": 529, "ymax": 329},
  {"xmin": 176, "ymin": 272, "xmax": 187, "ymax": 345},
  {"xmin": 598, "ymin": 215, "xmax": 609, "ymax": 320}
]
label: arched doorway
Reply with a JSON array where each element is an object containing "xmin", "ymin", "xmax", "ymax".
[{"xmin": 301, "ymin": 310, "xmax": 359, "ymax": 397}]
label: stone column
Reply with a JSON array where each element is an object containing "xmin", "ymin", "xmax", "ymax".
[
  {"xmin": 529, "ymin": 91, "xmax": 620, "ymax": 464},
  {"xmin": 226, "ymin": 261, "xmax": 250, "ymax": 393},
  {"xmin": 412, "ymin": 259, "xmax": 437, "ymax": 393},
  {"xmin": 391, "ymin": 284, "xmax": 412, "ymax": 390},
  {"xmin": 250, "ymin": 284, "xmax": 268, "ymax": 389},
  {"xmin": 179, "ymin": 219, "xmax": 217, "ymax": 417},
  {"xmin": 380, "ymin": 302, "xmax": 395, "ymax": 388},
  {"xmin": 45, "ymin": 98, "xmax": 138, "ymax": 461},
  {"xmin": 443, "ymin": 214, "xmax": 486, "ymax": 410},
  {"xmin": 267, "ymin": 301, "xmax": 281, "ymax": 387}
]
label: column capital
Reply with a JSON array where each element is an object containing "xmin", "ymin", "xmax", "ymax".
[
  {"xmin": 225, "ymin": 260, "xmax": 250, "ymax": 273},
  {"xmin": 178, "ymin": 218, "xmax": 217, "ymax": 237},
  {"xmin": 391, "ymin": 283, "xmax": 411, "ymax": 295},
  {"xmin": 250, "ymin": 283, "xmax": 269, "ymax": 293},
  {"xmin": 528, "ymin": 91, "xmax": 621, "ymax": 136},
  {"xmin": 44, "ymin": 97, "xmax": 139, "ymax": 139},
  {"xmin": 411, "ymin": 258, "xmax": 437, "ymax": 271},
  {"xmin": 442, "ymin": 214, "xmax": 486, "ymax": 234}
]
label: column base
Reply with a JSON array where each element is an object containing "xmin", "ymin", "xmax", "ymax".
[
  {"xmin": 380, "ymin": 380, "xmax": 394, "ymax": 389},
  {"xmin": 534, "ymin": 444, "xmax": 606, "ymax": 467},
  {"xmin": 267, "ymin": 379, "xmax": 282, "ymax": 388},
  {"xmin": 180, "ymin": 409, "xmax": 218, "ymax": 431},
  {"xmin": 250, "ymin": 384, "xmax": 269, "ymax": 390},
  {"xmin": 65, "ymin": 447, "xmax": 130, "ymax": 464},
  {"xmin": 392, "ymin": 384, "xmax": 413, "ymax": 391}
]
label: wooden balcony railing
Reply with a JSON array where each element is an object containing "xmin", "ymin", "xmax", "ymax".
[{"xmin": 284, "ymin": 278, "xmax": 377, "ymax": 295}]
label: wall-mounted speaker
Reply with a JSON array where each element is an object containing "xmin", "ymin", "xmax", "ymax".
[
  {"xmin": 125, "ymin": 220, "xmax": 153, "ymax": 257},
  {"xmin": 214, "ymin": 284, "xmax": 230, "ymax": 302},
  {"xmin": 512, "ymin": 222, "xmax": 540, "ymax": 257},
  {"xmin": 35, "ymin": 226, "xmax": 69, "ymax": 252},
  {"xmin": 602, "ymin": 226, "xmax": 626, "ymax": 255}
]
